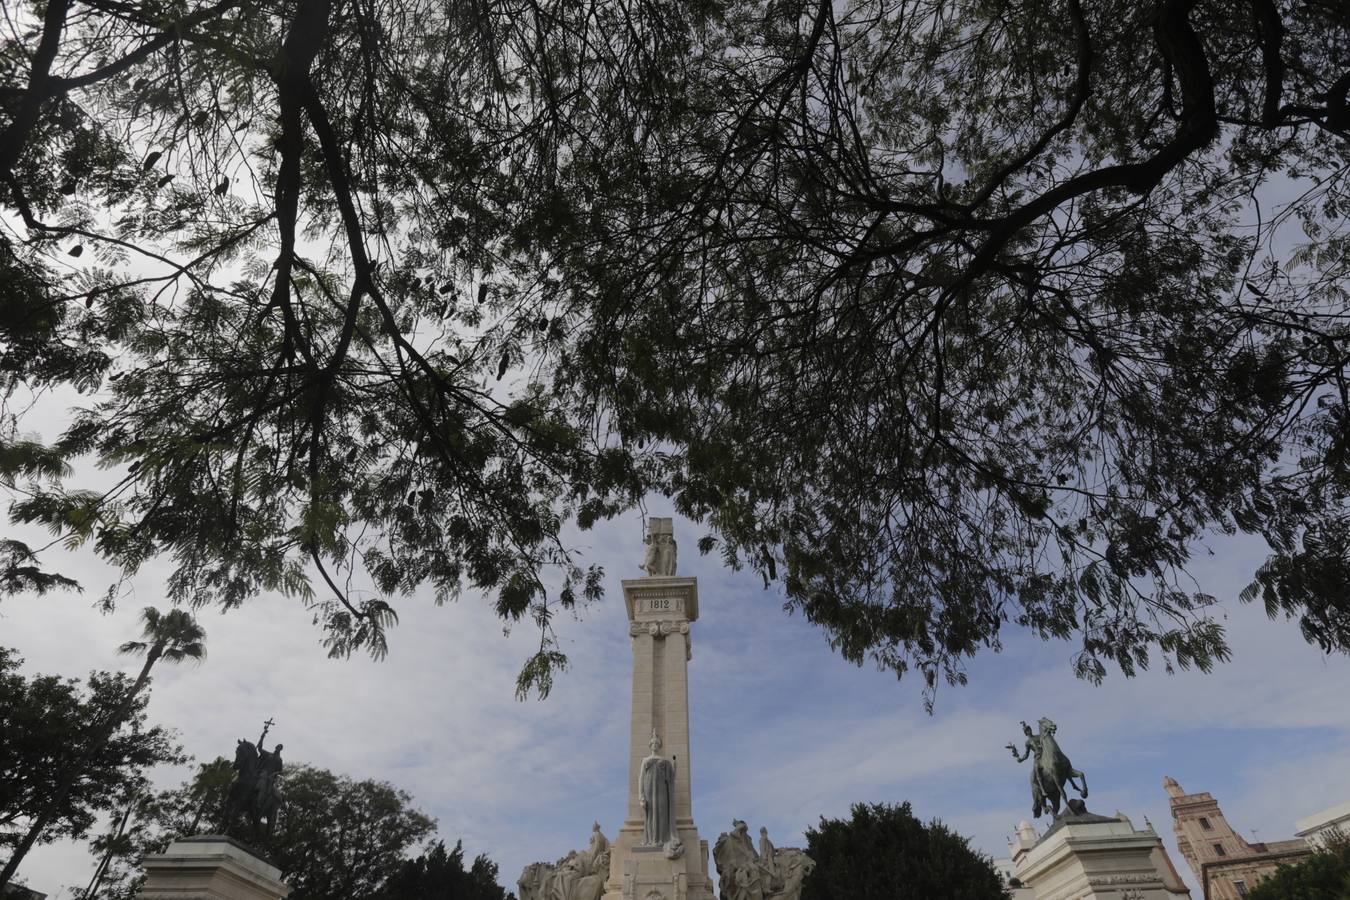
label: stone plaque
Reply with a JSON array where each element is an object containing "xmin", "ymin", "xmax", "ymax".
[{"xmin": 640, "ymin": 597, "xmax": 683, "ymax": 616}]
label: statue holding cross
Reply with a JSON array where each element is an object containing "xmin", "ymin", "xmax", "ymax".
[{"xmin": 222, "ymin": 717, "xmax": 285, "ymax": 839}]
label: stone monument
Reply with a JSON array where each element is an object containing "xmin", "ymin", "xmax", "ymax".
[
  {"xmin": 138, "ymin": 835, "xmax": 291, "ymax": 900},
  {"xmin": 136, "ymin": 723, "xmax": 291, "ymax": 900},
  {"xmin": 1009, "ymin": 811, "xmax": 1191, "ymax": 900},
  {"xmin": 520, "ymin": 519, "xmax": 812, "ymax": 900},
  {"xmin": 602, "ymin": 517, "xmax": 714, "ymax": 900},
  {"xmin": 518, "ymin": 518, "xmax": 713, "ymax": 900},
  {"xmin": 1006, "ymin": 720, "xmax": 1190, "ymax": 899}
]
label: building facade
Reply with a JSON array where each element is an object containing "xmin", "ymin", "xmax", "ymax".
[
  {"xmin": 1164, "ymin": 776, "xmax": 1310, "ymax": 899},
  {"xmin": 1295, "ymin": 799, "xmax": 1350, "ymax": 849}
]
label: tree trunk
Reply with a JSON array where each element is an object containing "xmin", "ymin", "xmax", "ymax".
[{"xmin": 84, "ymin": 795, "xmax": 137, "ymax": 899}]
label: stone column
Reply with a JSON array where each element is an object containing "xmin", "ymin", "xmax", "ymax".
[
  {"xmin": 603, "ymin": 576, "xmax": 713, "ymax": 900},
  {"xmin": 138, "ymin": 836, "xmax": 290, "ymax": 900}
]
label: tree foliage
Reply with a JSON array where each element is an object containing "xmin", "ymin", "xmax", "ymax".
[
  {"xmin": 76, "ymin": 757, "xmax": 234, "ymax": 900},
  {"xmin": 0, "ymin": 606, "xmax": 204, "ymax": 888},
  {"xmin": 82, "ymin": 760, "xmax": 439, "ymax": 900},
  {"xmin": 800, "ymin": 801, "xmax": 1008, "ymax": 900},
  {"xmin": 272, "ymin": 764, "xmax": 438, "ymax": 898},
  {"xmin": 1, "ymin": 0, "xmax": 1348, "ymax": 701},
  {"xmin": 373, "ymin": 839, "xmax": 513, "ymax": 900},
  {"xmin": 1248, "ymin": 832, "xmax": 1350, "ymax": 900},
  {"xmin": 546, "ymin": 0, "xmax": 1350, "ymax": 699},
  {"xmin": 0, "ymin": 647, "xmax": 187, "ymax": 860}
]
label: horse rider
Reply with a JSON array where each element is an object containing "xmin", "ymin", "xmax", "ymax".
[
  {"xmin": 253, "ymin": 742, "xmax": 284, "ymax": 811},
  {"xmin": 1007, "ymin": 721, "xmax": 1051, "ymax": 816}
]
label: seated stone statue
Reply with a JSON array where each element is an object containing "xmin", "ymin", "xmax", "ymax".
[
  {"xmin": 518, "ymin": 824, "xmax": 612, "ymax": 900},
  {"xmin": 712, "ymin": 821, "xmax": 814, "ymax": 900}
]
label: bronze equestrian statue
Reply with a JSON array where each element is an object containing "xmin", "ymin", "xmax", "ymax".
[
  {"xmin": 1007, "ymin": 717, "xmax": 1088, "ymax": 818},
  {"xmin": 221, "ymin": 719, "xmax": 285, "ymax": 839}
]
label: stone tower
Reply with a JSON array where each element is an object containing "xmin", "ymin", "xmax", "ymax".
[
  {"xmin": 1164, "ymin": 775, "xmax": 1257, "ymax": 880},
  {"xmin": 1164, "ymin": 776, "xmax": 1310, "ymax": 900},
  {"xmin": 602, "ymin": 518, "xmax": 714, "ymax": 900}
]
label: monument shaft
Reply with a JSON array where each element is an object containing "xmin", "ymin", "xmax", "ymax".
[
  {"xmin": 604, "ymin": 574, "xmax": 712, "ymax": 900},
  {"xmin": 626, "ymin": 587, "xmax": 692, "ymax": 825}
]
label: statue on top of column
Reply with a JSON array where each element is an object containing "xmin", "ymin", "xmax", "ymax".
[
  {"xmin": 220, "ymin": 718, "xmax": 285, "ymax": 840},
  {"xmin": 640, "ymin": 517, "xmax": 677, "ymax": 576},
  {"xmin": 1006, "ymin": 717, "xmax": 1090, "ymax": 818}
]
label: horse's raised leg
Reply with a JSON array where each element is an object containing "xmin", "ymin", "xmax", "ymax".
[{"xmin": 1071, "ymin": 769, "xmax": 1089, "ymax": 799}]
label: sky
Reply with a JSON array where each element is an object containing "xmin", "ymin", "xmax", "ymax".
[{"xmin": 3, "ymin": 494, "xmax": 1349, "ymax": 898}]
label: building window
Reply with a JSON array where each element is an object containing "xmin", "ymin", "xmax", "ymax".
[
  {"xmin": 1213, "ymin": 843, "xmax": 1227, "ymax": 856},
  {"xmin": 1234, "ymin": 880, "xmax": 1249, "ymax": 897},
  {"xmin": 1199, "ymin": 816, "xmax": 1213, "ymax": 830}
]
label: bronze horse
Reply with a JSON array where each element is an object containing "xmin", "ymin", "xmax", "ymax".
[
  {"xmin": 1034, "ymin": 718, "xmax": 1088, "ymax": 816},
  {"xmin": 222, "ymin": 739, "xmax": 282, "ymax": 839}
]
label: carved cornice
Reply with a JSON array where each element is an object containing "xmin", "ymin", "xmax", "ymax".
[
  {"xmin": 629, "ymin": 620, "xmax": 690, "ymax": 637},
  {"xmin": 1087, "ymin": 874, "xmax": 1161, "ymax": 886}
]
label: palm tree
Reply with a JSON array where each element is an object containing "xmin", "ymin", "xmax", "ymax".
[
  {"xmin": 0, "ymin": 607, "xmax": 205, "ymax": 889},
  {"xmin": 113, "ymin": 607, "xmax": 208, "ymax": 709}
]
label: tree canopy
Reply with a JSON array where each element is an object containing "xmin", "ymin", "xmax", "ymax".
[
  {"xmin": 1, "ymin": 0, "xmax": 1348, "ymax": 701},
  {"xmin": 0, "ymin": 606, "xmax": 205, "ymax": 888},
  {"xmin": 82, "ymin": 759, "xmax": 442, "ymax": 900},
  {"xmin": 1248, "ymin": 832, "xmax": 1350, "ymax": 900},
  {"xmin": 0, "ymin": 647, "xmax": 187, "ymax": 861},
  {"xmin": 800, "ymin": 801, "xmax": 1009, "ymax": 900},
  {"xmin": 373, "ymin": 839, "xmax": 513, "ymax": 900}
]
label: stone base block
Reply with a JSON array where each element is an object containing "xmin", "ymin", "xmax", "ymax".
[
  {"xmin": 137, "ymin": 836, "xmax": 290, "ymax": 900},
  {"xmin": 602, "ymin": 822, "xmax": 714, "ymax": 900},
  {"xmin": 1014, "ymin": 814, "xmax": 1190, "ymax": 900}
]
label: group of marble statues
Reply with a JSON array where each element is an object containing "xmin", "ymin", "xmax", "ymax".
[
  {"xmin": 711, "ymin": 821, "xmax": 815, "ymax": 900},
  {"xmin": 518, "ymin": 823, "xmax": 612, "ymax": 900},
  {"xmin": 519, "ymin": 818, "xmax": 814, "ymax": 900}
]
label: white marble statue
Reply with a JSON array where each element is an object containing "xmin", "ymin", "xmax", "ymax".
[
  {"xmin": 640, "ymin": 730, "xmax": 682, "ymax": 857},
  {"xmin": 517, "ymin": 825, "xmax": 611, "ymax": 900},
  {"xmin": 587, "ymin": 820, "xmax": 608, "ymax": 861},
  {"xmin": 759, "ymin": 826, "xmax": 778, "ymax": 880},
  {"xmin": 713, "ymin": 821, "xmax": 814, "ymax": 900},
  {"xmin": 639, "ymin": 517, "xmax": 677, "ymax": 576},
  {"xmin": 774, "ymin": 848, "xmax": 816, "ymax": 899}
]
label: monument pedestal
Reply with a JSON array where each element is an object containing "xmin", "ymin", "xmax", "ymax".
[
  {"xmin": 1013, "ymin": 812, "xmax": 1190, "ymax": 900},
  {"xmin": 138, "ymin": 836, "xmax": 290, "ymax": 900},
  {"xmin": 602, "ymin": 574, "xmax": 714, "ymax": 900}
]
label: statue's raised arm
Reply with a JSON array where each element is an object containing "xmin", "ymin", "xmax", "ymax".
[{"xmin": 1007, "ymin": 721, "xmax": 1036, "ymax": 762}]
